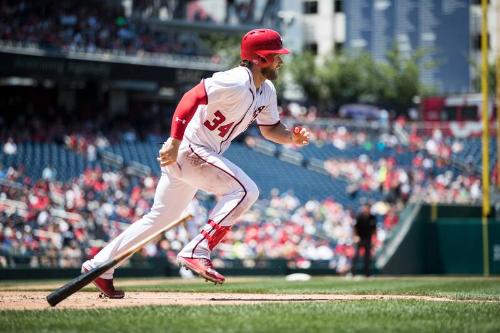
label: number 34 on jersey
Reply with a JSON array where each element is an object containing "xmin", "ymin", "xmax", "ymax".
[{"xmin": 203, "ymin": 110, "xmax": 235, "ymax": 138}]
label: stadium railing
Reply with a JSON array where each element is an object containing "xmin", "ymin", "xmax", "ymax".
[{"xmin": 0, "ymin": 40, "xmax": 229, "ymax": 71}]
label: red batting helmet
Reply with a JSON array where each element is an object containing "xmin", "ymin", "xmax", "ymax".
[{"xmin": 240, "ymin": 29, "xmax": 290, "ymax": 68}]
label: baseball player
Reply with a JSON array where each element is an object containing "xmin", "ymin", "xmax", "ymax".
[{"xmin": 81, "ymin": 28, "xmax": 310, "ymax": 298}]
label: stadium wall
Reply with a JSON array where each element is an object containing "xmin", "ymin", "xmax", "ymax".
[
  {"xmin": 0, "ymin": 259, "xmax": 336, "ymax": 280},
  {"xmin": 381, "ymin": 204, "xmax": 500, "ymax": 275}
]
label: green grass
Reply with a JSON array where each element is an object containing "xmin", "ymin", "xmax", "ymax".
[
  {"xmin": 1, "ymin": 301, "xmax": 500, "ymax": 333},
  {"xmin": 1, "ymin": 277, "xmax": 500, "ymax": 332},
  {"xmin": 122, "ymin": 276, "xmax": 500, "ymax": 300}
]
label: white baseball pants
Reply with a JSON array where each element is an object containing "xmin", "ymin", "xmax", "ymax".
[{"xmin": 85, "ymin": 142, "xmax": 259, "ymax": 279}]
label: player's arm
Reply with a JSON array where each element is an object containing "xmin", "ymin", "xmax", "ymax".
[
  {"xmin": 158, "ymin": 81, "xmax": 207, "ymax": 167},
  {"xmin": 258, "ymin": 122, "xmax": 310, "ymax": 146}
]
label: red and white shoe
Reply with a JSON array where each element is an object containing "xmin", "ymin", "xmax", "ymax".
[
  {"xmin": 81, "ymin": 266, "xmax": 125, "ymax": 299},
  {"xmin": 177, "ymin": 256, "xmax": 225, "ymax": 284}
]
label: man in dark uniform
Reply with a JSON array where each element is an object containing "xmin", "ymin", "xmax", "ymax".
[{"xmin": 351, "ymin": 203, "xmax": 377, "ymax": 277}]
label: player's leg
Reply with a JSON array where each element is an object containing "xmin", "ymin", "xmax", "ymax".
[
  {"xmin": 351, "ymin": 243, "xmax": 361, "ymax": 275},
  {"xmin": 176, "ymin": 145, "xmax": 259, "ymax": 283},
  {"xmin": 82, "ymin": 169, "xmax": 196, "ymax": 295}
]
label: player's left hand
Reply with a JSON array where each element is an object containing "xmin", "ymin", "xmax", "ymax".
[
  {"xmin": 292, "ymin": 126, "xmax": 310, "ymax": 146},
  {"xmin": 158, "ymin": 137, "xmax": 181, "ymax": 167}
]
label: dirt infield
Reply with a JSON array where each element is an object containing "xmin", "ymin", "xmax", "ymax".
[
  {"xmin": 2, "ymin": 277, "xmax": 499, "ymax": 310},
  {"xmin": 0, "ymin": 291, "xmax": 486, "ymax": 310}
]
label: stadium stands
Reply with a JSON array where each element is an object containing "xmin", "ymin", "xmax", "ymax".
[
  {"xmin": 0, "ymin": 117, "xmax": 491, "ymax": 272},
  {"xmin": 0, "ymin": 0, "xmax": 212, "ymax": 59},
  {"xmin": 0, "ymin": 163, "xmax": 363, "ymax": 273},
  {"xmin": 451, "ymin": 137, "xmax": 497, "ymax": 172},
  {"xmin": 0, "ymin": 142, "xmax": 86, "ymax": 181}
]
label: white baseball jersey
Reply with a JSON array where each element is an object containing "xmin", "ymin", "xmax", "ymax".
[{"xmin": 184, "ymin": 66, "xmax": 280, "ymax": 154}]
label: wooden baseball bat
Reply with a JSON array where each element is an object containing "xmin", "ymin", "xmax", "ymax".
[{"xmin": 46, "ymin": 214, "xmax": 193, "ymax": 307}]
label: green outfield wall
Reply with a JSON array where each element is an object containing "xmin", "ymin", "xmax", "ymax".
[
  {"xmin": 381, "ymin": 204, "xmax": 500, "ymax": 275},
  {"xmin": 0, "ymin": 259, "xmax": 333, "ymax": 280}
]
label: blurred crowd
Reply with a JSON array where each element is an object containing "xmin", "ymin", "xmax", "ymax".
[
  {"xmin": 214, "ymin": 190, "xmax": 362, "ymax": 273},
  {"xmin": 287, "ymin": 122, "xmax": 484, "ymax": 205},
  {"xmin": 0, "ymin": 147, "xmax": 484, "ymax": 272},
  {"xmin": 1, "ymin": 114, "xmax": 491, "ymax": 270},
  {"xmin": 132, "ymin": 0, "xmax": 261, "ymax": 25},
  {"xmin": 324, "ymin": 154, "xmax": 481, "ymax": 206},
  {"xmin": 311, "ymin": 126, "xmax": 399, "ymax": 151},
  {"xmin": 0, "ymin": 165, "xmax": 158, "ymax": 268},
  {"xmin": 0, "ymin": 88, "xmax": 173, "ymax": 146},
  {"xmin": 0, "ymin": 0, "xmax": 209, "ymax": 57}
]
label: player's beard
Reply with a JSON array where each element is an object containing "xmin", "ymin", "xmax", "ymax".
[{"xmin": 261, "ymin": 66, "xmax": 279, "ymax": 81}]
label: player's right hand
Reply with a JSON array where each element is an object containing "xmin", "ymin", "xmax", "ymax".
[
  {"xmin": 158, "ymin": 137, "xmax": 181, "ymax": 167},
  {"xmin": 292, "ymin": 126, "xmax": 310, "ymax": 146}
]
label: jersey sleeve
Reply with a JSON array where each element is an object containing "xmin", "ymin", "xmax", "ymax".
[
  {"xmin": 170, "ymin": 81, "xmax": 207, "ymax": 140},
  {"xmin": 256, "ymin": 83, "xmax": 280, "ymax": 126},
  {"xmin": 204, "ymin": 71, "xmax": 247, "ymax": 106}
]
